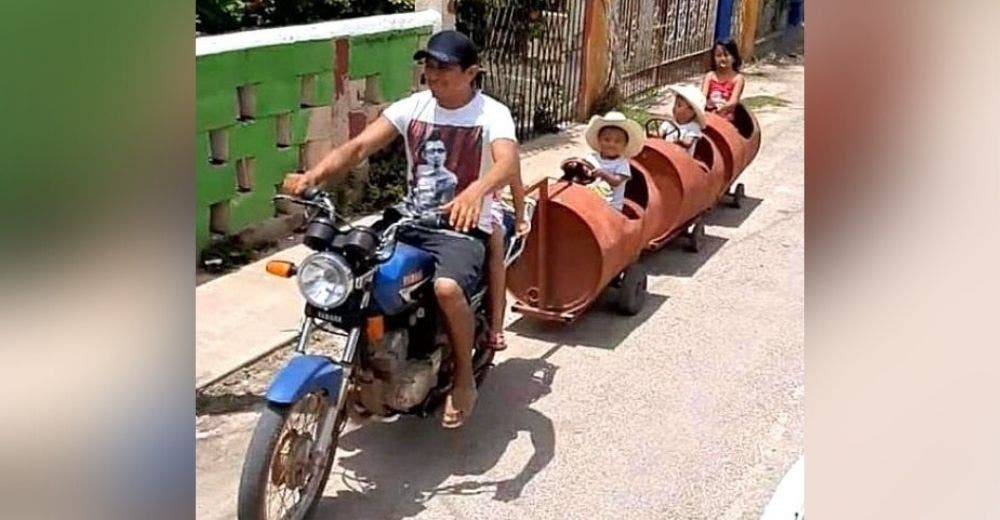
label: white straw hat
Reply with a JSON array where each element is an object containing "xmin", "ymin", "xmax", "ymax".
[
  {"xmin": 667, "ymin": 84, "xmax": 707, "ymax": 128},
  {"xmin": 584, "ymin": 111, "xmax": 646, "ymax": 159}
]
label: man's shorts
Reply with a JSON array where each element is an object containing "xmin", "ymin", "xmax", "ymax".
[{"xmin": 396, "ymin": 226, "xmax": 488, "ymax": 299}]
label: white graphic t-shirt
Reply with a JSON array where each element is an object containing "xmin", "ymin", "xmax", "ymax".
[
  {"xmin": 381, "ymin": 90, "xmax": 517, "ymax": 233},
  {"xmin": 659, "ymin": 119, "xmax": 703, "ymax": 156},
  {"xmin": 582, "ymin": 152, "xmax": 632, "ymax": 210}
]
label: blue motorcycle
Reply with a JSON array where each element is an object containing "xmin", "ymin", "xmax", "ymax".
[{"xmin": 237, "ymin": 187, "xmax": 532, "ymax": 520}]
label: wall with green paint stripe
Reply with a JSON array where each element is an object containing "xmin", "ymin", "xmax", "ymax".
[{"xmin": 196, "ymin": 19, "xmax": 434, "ymax": 252}]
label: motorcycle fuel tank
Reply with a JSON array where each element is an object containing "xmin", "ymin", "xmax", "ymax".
[{"xmin": 373, "ymin": 241, "xmax": 435, "ymax": 315}]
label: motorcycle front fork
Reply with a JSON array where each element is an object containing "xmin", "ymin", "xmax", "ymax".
[{"xmin": 296, "ymin": 289, "xmax": 370, "ymax": 421}]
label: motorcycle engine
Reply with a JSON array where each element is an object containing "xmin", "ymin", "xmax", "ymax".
[{"xmin": 356, "ymin": 324, "xmax": 444, "ymax": 414}]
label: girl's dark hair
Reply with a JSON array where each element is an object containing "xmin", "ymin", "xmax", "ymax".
[{"xmin": 712, "ymin": 39, "xmax": 742, "ymax": 72}]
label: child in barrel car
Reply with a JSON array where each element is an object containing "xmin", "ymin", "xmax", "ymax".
[
  {"xmin": 578, "ymin": 111, "xmax": 646, "ymax": 211},
  {"xmin": 657, "ymin": 84, "xmax": 707, "ymax": 156}
]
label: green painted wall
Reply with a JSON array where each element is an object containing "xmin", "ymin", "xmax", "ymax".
[
  {"xmin": 196, "ymin": 25, "xmax": 431, "ymax": 252},
  {"xmin": 349, "ymin": 29, "xmax": 428, "ymax": 101}
]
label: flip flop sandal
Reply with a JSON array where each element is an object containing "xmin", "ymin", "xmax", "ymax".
[
  {"xmin": 441, "ymin": 384, "xmax": 478, "ymax": 429},
  {"xmin": 489, "ymin": 331, "xmax": 508, "ymax": 351}
]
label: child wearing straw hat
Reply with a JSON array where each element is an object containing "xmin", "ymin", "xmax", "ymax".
[
  {"xmin": 658, "ymin": 84, "xmax": 707, "ymax": 156},
  {"xmin": 581, "ymin": 111, "xmax": 646, "ymax": 211}
]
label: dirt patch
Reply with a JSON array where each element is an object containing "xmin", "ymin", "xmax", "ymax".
[
  {"xmin": 197, "ymin": 231, "xmax": 304, "ymax": 285},
  {"xmin": 196, "ymin": 327, "xmax": 347, "ymax": 416}
]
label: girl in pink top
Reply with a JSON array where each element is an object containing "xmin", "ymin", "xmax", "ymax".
[{"xmin": 702, "ymin": 40, "xmax": 746, "ymax": 122}]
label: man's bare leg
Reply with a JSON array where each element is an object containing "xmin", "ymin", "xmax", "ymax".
[{"xmin": 434, "ymin": 278, "xmax": 477, "ymax": 427}]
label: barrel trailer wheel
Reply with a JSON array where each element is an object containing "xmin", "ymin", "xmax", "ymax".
[
  {"xmin": 684, "ymin": 221, "xmax": 706, "ymax": 253},
  {"xmin": 729, "ymin": 182, "xmax": 746, "ymax": 209},
  {"xmin": 615, "ymin": 263, "xmax": 648, "ymax": 316}
]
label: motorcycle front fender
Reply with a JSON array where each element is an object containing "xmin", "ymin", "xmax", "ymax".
[{"xmin": 264, "ymin": 354, "xmax": 344, "ymax": 405}]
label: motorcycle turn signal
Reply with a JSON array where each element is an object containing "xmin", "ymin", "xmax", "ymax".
[
  {"xmin": 366, "ymin": 315, "xmax": 385, "ymax": 343},
  {"xmin": 265, "ymin": 260, "xmax": 297, "ymax": 278}
]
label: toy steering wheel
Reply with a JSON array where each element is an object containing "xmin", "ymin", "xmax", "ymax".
[
  {"xmin": 560, "ymin": 158, "xmax": 597, "ymax": 186},
  {"xmin": 646, "ymin": 118, "xmax": 681, "ymax": 141},
  {"xmin": 645, "ymin": 118, "xmax": 666, "ymax": 138}
]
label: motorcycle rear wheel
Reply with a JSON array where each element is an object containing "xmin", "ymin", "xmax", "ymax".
[{"xmin": 237, "ymin": 391, "xmax": 345, "ymax": 520}]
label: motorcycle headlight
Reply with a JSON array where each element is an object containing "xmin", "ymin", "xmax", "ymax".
[{"xmin": 296, "ymin": 252, "xmax": 354, "ymax": 309}]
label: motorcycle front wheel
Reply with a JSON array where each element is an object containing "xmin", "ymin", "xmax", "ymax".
[{"xmin": 237, "ymin": 391, "xmax": 344, "ymax": 520}]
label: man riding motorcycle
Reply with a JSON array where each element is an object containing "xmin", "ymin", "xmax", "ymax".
[{"xmin": 282, "ymin": 30, "xmax": 519, "ymax": 429}]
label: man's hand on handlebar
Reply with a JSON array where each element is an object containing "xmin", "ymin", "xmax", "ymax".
[{"xmin": 282, "ymin": 172, "xmax": 315, "ymax": 196}]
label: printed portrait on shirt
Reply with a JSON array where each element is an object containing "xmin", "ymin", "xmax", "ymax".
[{"xmin": 405, "ymin": 121, "xmax": 483, "ymax": 214}]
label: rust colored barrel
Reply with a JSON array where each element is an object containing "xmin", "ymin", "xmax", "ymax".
[
  {"xmin": 628, "ymin": 140, "xmax": 718, "ymax": 248},
  {"xmin": 703, "ymin": 104, "xmax": 762, "ymax": 192},
  {"xmin": 704, "ymin": 112, "xmax": 748, "ymax": 188},
  {"xmin": 692, "ymin": 136, "xmax": 729, "ymax": 200},
  {"xmin": 507, "ymin": 180, "xmax": 644, "ymax": 319},
  {"xmin": 732, "ymin": 104, "xmax": 761, "ymax": 168}
]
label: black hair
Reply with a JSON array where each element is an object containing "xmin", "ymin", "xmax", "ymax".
[
  {"xmin": 460, "ymin": 53, "xmax": 479, "ymax": 70},
  {"xmin": 418, "ymin": 131, "xmax": 446, "ymax": 163},
  {"xmin": 421, "ymin": 131, "xmax": 444, "ymax": 148},
  {"xmin": 459, "ymin": 36, "xmax": 480, "ymax": 69},
  {"xmin": 418, "ymin": 61, "xmax": 481, "ymax": 88},
  {"xmin": 598, "ymin": 125, "xmax": 630, "ymax": 143},
  {"xmin": 711, "ymin": 39, "xmax": 742, "ymax": 72}
]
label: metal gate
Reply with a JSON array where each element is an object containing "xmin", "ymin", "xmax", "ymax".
[
  {"xmin": 728, "ymin": 0, "xmax": 743, "ymax": 43},
  {"xmin": 756, "ymin": 0, "xmax": 790, "ymax": 39},
  {"xmin": 609, "ymin": 0, "xmax": 719, "ymax": 100},
  {"xmin": 457, "ymin": 0, "xmax": 586, "ymax": 140}
]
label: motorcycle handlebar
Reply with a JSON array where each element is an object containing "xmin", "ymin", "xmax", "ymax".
[
  {"xmin": 302, "ymin": 186, "xmax": 323, "ymax": 201},
  {"xmin": 273, "ymin": 189, "xmax": 335, "ymax": 214}
]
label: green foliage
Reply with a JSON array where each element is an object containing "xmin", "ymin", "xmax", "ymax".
[
  {"xmin": 349, "ymin": 136, "xmax": 409, "ymax": 216},
  {"xmin": 196, "ymin": 0, "xmax": 415, "ymax": 36},
  {"xmin": 590, "ymin": 85, "xmax": 655, "ymax": 128},
  {"xmin": 741, "ymin": 94, "xmax": 790, "ymax": 109},
  {"xmin": 456, "ymin": 0, "xmax": 562, "ymax": 54},
  {"xmin": 617, "ymin": 105, "xmax": 653, "ymax": 127}
]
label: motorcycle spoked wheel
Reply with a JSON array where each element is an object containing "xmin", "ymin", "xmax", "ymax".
[{"xmin": 237, "ymin": 391, "xmax": 346, "ymax": 520}]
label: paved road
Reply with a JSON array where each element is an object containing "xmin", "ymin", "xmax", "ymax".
[{"xmin": 196, "ymin": 62, "xmax": 804, "ymax": 520}]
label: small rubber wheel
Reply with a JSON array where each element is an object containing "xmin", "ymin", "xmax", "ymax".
[
  {"xmin": 616, "ymin": 263, "xmax": 648, "ymax": 316},
  {"xmin": 729, "ymin": 183, "xmax": 746, "ymax": 208},
  {"xmin": 685, "ymin": 222, "xmax": 705, "ymax": 253}
]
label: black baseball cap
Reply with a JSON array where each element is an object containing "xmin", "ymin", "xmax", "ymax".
[{"xmin": 413, "ymin": 30, "xmax": 479, "ymax": 68}]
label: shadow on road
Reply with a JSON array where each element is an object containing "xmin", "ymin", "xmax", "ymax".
[
  {"xmin": 642, "ymin": 234, "xmax": 729, "ymax": 278},
  {"xmin": 507, "ymin": 292, "xmax": 668, "ymax": 350},
  {"xmin": 638, "ymin": 195, "xmax": 763, "ymax": 278},
  {"xmin": 196, "ymin": 392, "xmax": 262, "ymax": 416},
  {"xmin": 314, "ymin": 353, "xmax": 559, "ymax": 519},
  {"xmin": 702, "ymin": 195, "xmax": 763, "ymax": 228}
]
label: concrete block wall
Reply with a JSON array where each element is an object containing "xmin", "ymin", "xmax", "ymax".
[{"xmin": 196, "ymin": 11, "xmax": 440, "ymax": 252}]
